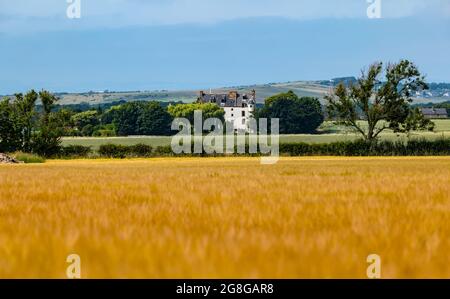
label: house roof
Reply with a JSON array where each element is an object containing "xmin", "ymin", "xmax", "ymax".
[
  {"xmin": 198, "ymin": 91, "xmax": 256, "ymax": 108},
  {"xmin": 420, "ymin": 108, "xmax": 447, "ymax": 115}
]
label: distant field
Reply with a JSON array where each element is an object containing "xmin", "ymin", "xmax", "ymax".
[
  {"xmin": 1, "ymin": 157, "xmax": 449, "ymax": 278},
  {"xmin": 54, "ymin": 81, "xmax": 450, "ymax": 105},
  {"xmin": 55, "ymin": 81, "xmax": 330, "ymax": 105},
  {"xmin": 62, "ymin": 120, "xmax": 450, "ymax": 150},
  {"xmin": 320, "ymin": 119, "xmax": 450, "ymax": 133}
]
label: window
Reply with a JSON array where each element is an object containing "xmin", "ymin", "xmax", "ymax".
[
  {"xmin": 242, "ymin": 118, "xmax": 246, "ymax": 125},
  {"xmin": 242, "ymin": 111, "xmax": 246, "ymax": 117}
]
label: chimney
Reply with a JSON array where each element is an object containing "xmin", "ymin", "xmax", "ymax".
[
  {"xmin": 198, "ymin": 91, "xmax": 205, "ymax": 103},
  {"xmin": 228, "ymin": 91, "xmax": 238, "ymax": 101}
]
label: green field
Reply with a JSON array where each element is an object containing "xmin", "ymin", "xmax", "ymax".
[{"xmin": 61, "ymin": 120, "xmax": 450, "ymax": 150}]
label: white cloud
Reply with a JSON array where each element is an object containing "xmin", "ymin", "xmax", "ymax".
[{"xmin": 0, "ymin": 0, "xmax": 449, "ymax": 33}]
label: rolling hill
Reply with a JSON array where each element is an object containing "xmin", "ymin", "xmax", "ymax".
[
  {"xmin": 14, "ymin": 78, "xmax": 450, "ymax": 106},
  {"xmin": 54, "ymin": 80, "xmax": 330, "ymax": 105}
]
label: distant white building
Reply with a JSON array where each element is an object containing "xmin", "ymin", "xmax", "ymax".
[{"xmin": 197, "ymin": 90, "xmax": 256, "ymax": 133}]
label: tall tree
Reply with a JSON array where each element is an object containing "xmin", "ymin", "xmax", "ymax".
[
  {"xmin": 0, "ymin": 90, "xmax": 64, "ymax": 156},
  {"xmin": 31, "ymin": 90, "xmax": 63, "ymax": 156},
  {"xmin": 137, "ymin": 102, "xmax": 173, "ymax": 136},
  {"xmin": 39, "ymin": 90, "xmax": 58, "ymax": 115},
  {"xmin": 257, "ymin": 91, "xmax": 324, "ymax": 134},
  {"xmin": 15, "ymin": 90, "xmax": 38, "ymax": 151},
  {"xmin": 0, "ymin": 98, "xmax": 21, "ymax": 152},
  {"xmin": 325, "ymin": 60, "xmax": 434, "ymax": 142},
  {"xmin": 111, "ymin": 102, "xmax": 174, "ymax": 136}
]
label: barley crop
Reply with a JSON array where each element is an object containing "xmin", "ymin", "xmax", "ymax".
[{"xmin": 0, "ymin": 157, "xmax": 449, "ymax": 278}]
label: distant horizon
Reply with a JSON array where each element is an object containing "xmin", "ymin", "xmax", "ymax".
[
  {"xmin": 2, "ymin": 76, "xmax": 450, "ymax": 96},
  {"xmin": 1, "ymin": 1, "xmax": 449, "ymax": 95}
]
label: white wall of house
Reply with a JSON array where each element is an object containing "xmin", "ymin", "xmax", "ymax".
[{"xmin": 224, "ymin": 107, "xmax": 254, "ymax": 132}]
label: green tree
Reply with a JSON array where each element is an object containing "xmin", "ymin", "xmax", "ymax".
[
  {"xmin": 0, "ymin": 98, "xmax": 21, "ymax": 152},
  {"xmin": 31, "ymin": 90, "xmax": 63, "ymax": 156},
  {"xmin": 39, "ymin": 90, "xmax": 57, "ymax": 115},
  {"xmin": 53, "ymin": 108, "xmax": 76, "ymax": 136},
  {"xmin": 101, "ymin": 105, "xmax": 121, "ymax": 125},
  {"xmin": 403, "ymin": 107, "xmax": 435, "ymax": 135},
  {"xmin": 15, "ymin": 90, "xmax": 38, "ymax": 152},
  {"xmin": 257, "ymin": 91, "xmax": 324, "ymax": 134},
  {"xmin": 113, "ymin": 102, "xmax": 141, "ymax": 136},
  {"xmin": 167, "ymin": 103, "xmax": 225, "ymax": 124},
  {"xmin": 137, "ymin": 102, "xmax": 173, "ymax": 135},
  {"xmin": 71, "ymin": 110, "xmax": 100, "ymax": 135},
  {"xmin": 111, "ymin": 102, "xmax": 174, "ymax": 136},
  {"xmin": 325, "ymin": 60, "xmax": 434, "ymax": 142},
  {"xmin": 0, "ymin": 90, "xmax": 64, "ymax": 156}
]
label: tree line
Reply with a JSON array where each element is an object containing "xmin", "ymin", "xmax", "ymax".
[
  {"xmin": 1, "ymin": 60, "xmax": 436, "ymax": 156},
  {"xmin": 1, "ymin": 91, "xmax": 325, "ymax": 138}
]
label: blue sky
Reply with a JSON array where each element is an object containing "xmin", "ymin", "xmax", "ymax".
[{"xmin": 0, "ymin": 0, "xmax": 449, "ymax": 94}]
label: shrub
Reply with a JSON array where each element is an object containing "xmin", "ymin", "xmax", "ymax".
[
  {"xmin": 97, "ymin": 143, "xmax": 153, "ymax": 158},
  {"xmin": 60, "ymin": 145, "xmax": 92, "ymax": 158},
  {"xmin": 92, "ymin": 129, "xmax": 116, "ymax": 137},
  {"xmin": 128, "ymin": 144, "xmax": 153, "ymax": 157},
  {"xmin": 92, "ymin": 124, "xmax": 116, "ymax": 137},
  {"xmin": 12, "ymin": 152, "xmax": 46, "ymax": 164},
  {"xmin": 98, "ymin": 144, "xmax": 129, "ymax": 158},
  {"xmin": 279, "ymin": 139, "xmax": 450, "ymax": 156},
  {"xmin": 93, "ymin": 138, "xmax": 450, "ymax": 159},
  {"xmin": 153, "ymin": 145, "xmax": 174, "ymax": 156}
]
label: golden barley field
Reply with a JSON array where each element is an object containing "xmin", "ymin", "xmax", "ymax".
[{"xmin": 0, "ymin": 157, "xmax": 449, "ymax": 278}]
